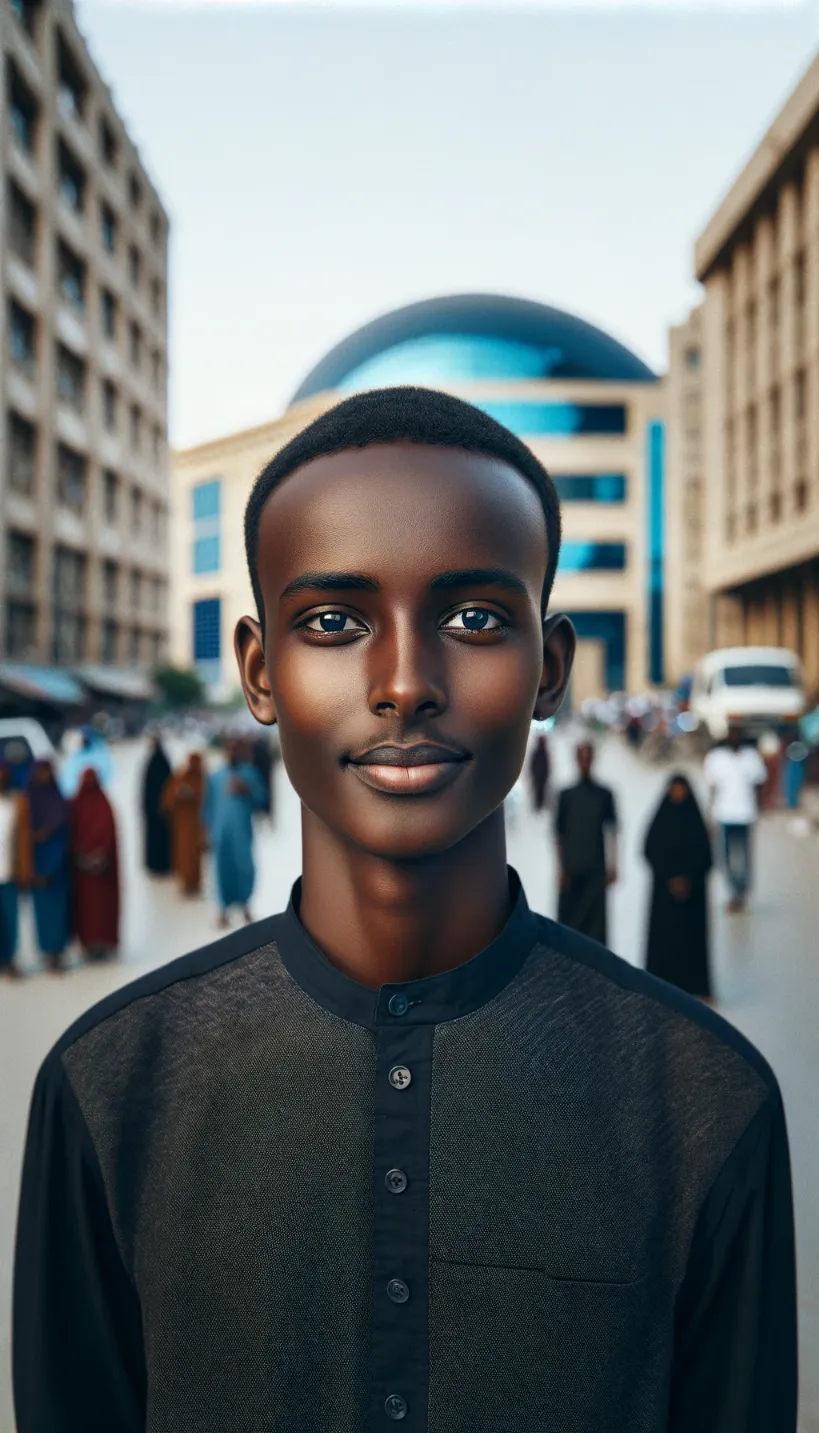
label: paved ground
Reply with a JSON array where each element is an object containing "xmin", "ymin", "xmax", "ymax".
[{"xmin": 1, "ymin": 728, "xmax": 817, "ymax": 1430}]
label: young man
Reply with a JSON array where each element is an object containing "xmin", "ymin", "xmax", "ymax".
[
  {"xmin": 704, "ymin": 724, "xmax": 767, "ymax": 913},
  {"xmin": 555, "ymin": 739, "xmax": 618, "ymax": 945},
  {"xmin": 14, "ymin": 388, "xmax": 796, "ymax": 1431}
]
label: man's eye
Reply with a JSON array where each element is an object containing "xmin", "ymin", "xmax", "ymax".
[
  {"xmin": 442, "ymin": 608, "xmax": 505, "ymax": 633},
  {"xmin": 303, "ymin": 611, "xmax": 359, "ymax": 634}
]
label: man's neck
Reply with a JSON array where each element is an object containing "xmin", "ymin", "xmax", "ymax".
[{"xmin": 298, "ymin": 810, "xmax": 511, "ymax": 991}]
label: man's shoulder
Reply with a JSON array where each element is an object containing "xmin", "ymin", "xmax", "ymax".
[{"xmin": 527, "ymin": 911, "xmax": 778, "ymax": 1103}]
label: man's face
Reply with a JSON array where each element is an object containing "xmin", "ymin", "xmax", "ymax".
[
  {"xmin": 237, "ymin": 443, "xmax": 572, "ymax": 861},
  {"xmin": 728, "ymin": 725, "xmax": 742, "ymax": 750}
]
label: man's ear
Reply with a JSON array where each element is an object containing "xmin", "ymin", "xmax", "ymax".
[
  {"xmin": 234, "ymin": 617, "xmax": 277, "ymax": 727},
  {"xmin": 533, "ymin": 613, "xmax": 575, "ymax": 721}
]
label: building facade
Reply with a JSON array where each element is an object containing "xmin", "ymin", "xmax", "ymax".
[
  {"xmin": 172, "ymin": 295, "xmax": 669, "ymax": 701},
  {"xmin": 0, "ymin": 0, "xmax": 170, "ymax": 672},
  {"xmin": 665, "ymin": 303, "xmax": 708, "ymax": 684},
  {"xmin": 695, "ymin": 50, "xmax": 819, "ymax": 692}
]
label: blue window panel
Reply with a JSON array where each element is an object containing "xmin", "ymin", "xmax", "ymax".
[
  {"xmin": 646, "ymin": 419, "xmax": 666, "ymax": 685},
  {"xmin": 193, "ymin": 535, "xmax": 221, "ymax": 574},
  {"xmin": 552, "ymin": 474, "xmax": 627, "ymax": 503},
  {"xmin": 563, "ymin": 611, "xmax": 626, "ymax": 694},
  {"xmin": 192, "ymin": 479, "xmax": 221, "ymax": 522},
  {"xmin": 474, "ymin": 401, "xmax": 627, "ymax": 437},
  {"xmin": 193, "ymin": 598, "xmax": 221, "ymax": 662},
  {"xmin": 558, "ymin": 542, "xmax": 627, "ymax": 573}
]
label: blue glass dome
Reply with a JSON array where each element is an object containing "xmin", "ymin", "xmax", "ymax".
[{"xmin": 290, "ymin": 294, "xmax": 656, "ymax": 402}]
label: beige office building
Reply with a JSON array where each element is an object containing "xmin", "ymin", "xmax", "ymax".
[
  {"xmin": 695, "ymin": 49, "xmax": 819, "ymax": 692},
  {"xmin": 0, "ymin": 0, "xmax": 170, "ymax": 673},
  {"xmin": 172, "ymin": 294, "xmax": 670, "ymax": 702}
]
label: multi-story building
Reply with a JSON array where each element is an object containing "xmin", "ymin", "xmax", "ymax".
[
  {"xmin": 695, "ymin": 49, "xmax": 819, "ymax": 692},
  {"xmin": 0, "ymin": 0, "xmax": 170, "ymax": 673},
  {"xmin": 665, "ymin": 304, "xmax": 708, "ymax": 684},
  {"xmin": 172, "ymin": 294, "xmax": 669, "ymax": 702}
]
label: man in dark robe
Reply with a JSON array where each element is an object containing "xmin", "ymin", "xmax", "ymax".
[
  {"xmin": 644, "ymin": 773, "xmax": 713, "ymax": 1002},
  {"xmin": 556, "ymin": 740, "xmax": 617, "ymax": 944},
  {"xmin": 527, "ymin": 733, "xmax": 551, "ymax": 811},
  {"xmin": 141, "ymin": 735, "xmax": 172, "ymax": 876}
]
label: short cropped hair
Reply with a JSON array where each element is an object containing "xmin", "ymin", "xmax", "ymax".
[{"xmin": 244, "ymin": 385, "xmax": 562, "ymax": 629}]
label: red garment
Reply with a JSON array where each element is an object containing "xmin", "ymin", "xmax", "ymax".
[{"xmin": 70, "ymin": 773, "xmax": 120, "ymax": 950}]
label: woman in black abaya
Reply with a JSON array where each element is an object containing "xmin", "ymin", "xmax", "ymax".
[
  {"xmin": 644, "ymin": 774, "xmax": 713, "ymax": 1003},
  {"xmin": 142, "ymin": 734, "xmax": 172, "ymax": 876}
]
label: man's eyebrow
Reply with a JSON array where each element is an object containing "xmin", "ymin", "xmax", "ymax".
[
  {"xmin": 280, "ymin": 572, "xmax": 380, "ymax": 599},
  {"xmin": 429, "ymin": 568, "xmax": 529, "ymax": 596}
]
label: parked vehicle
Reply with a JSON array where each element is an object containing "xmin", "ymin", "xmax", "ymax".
[
  {"xmin": 689, "ymin": 647, "xmax": 805, "ymax": 742},
  {"xmin": 0, "ymin": 717, "xmax": 57, "ymax": 788}
]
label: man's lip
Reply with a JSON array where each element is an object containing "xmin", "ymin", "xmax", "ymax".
[{"xmin": 349, "ymin": 744, "xmax": 469, "ymax": 767}]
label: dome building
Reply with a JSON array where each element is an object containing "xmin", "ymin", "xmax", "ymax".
[{"xmin": 172, "ymin": 295, "xmax": 669, "ymax": 701}]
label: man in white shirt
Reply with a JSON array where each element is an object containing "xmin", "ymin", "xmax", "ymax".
[{"xmin": 703, "ymin": 725, "xmax": 767, "ymax": 913}]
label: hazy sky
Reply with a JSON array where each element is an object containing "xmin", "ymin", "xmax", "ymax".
[{"xmin": 77, "ymin": 1, "xmax": 819, "ymax": 448}]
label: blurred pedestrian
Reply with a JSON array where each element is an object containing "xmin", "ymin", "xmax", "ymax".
[
  {"xmin": 60, "ymin": 726, "xmax": 113, "ymax": 798},
  {"xmin": 0, "ymin": 760, "xmax": 33, "ymax": 980},
  {"xmin": 527, "ymin": 733, "xmax": 551, "ymax": 812},
  {"xmin": 27, "ymin": 759, "xmax": 71, "ymax": 974},
  {"xmin": 703, "ymin": 725, "xmax": 766, "ymax": 914},
  {"xmin": 70, "ymin": 769, "xmax": 120, "ymax": 961},
  {"xmin": 783, "ymin": 740, "xmax": 808, "ymax": 810},
  {"xmin": 556, "ymin": 742, "xmax": 618, "ymax": 944},
  {"xmin": 161, "ymin": 752, "xmax": 206, "ymax": 896},
  {"xmin": 142, "ymin": 734, "xmax": 173, "ymax": 875},
  {"xmin": 644, "ymin": 773, "xmax": 713, "ymax": 1004},
  {"xmin": 204, "ymin": 739, "xmax": 267, "ymax": 928}
]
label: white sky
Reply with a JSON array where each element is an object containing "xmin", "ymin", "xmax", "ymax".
[{"xmin": 77, "ymin": 0, "xmax": 819, "ymax": 448}]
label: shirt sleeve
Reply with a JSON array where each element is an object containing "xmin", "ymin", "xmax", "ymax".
[
  {"xmin": 13, "ymin": 1052, "xmax": 146, "ymax": 1433},
  {"xmin": 669, "ymin": 1088, "xmax": 798, "ymax": 1432}
]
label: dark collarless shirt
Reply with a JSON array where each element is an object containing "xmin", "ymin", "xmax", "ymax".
[{"xmin": 13, "ymin": 870, "xmax": 797, "ymax": 1432}]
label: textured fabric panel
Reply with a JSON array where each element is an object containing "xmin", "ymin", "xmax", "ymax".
[
  {"xmin": 428, "ymin": 939, "xmax": 770, "ymax": 1431},
  {"xmin": 62, "ymin": 943, "xmax": 377, "ymax": 1433}
]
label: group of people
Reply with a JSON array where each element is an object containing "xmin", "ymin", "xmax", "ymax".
[
  {"xmin": 0, "ymin": 758, "xmax": 120, "ymax": 979},
  {"xmin": 530, "ymin": 723, "xmax": 770, "ymax": 1006}
]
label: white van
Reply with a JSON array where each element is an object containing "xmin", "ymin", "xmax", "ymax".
[{"xmin": 689, "ymin": 647, "xmax": 805, "ymax": 741}]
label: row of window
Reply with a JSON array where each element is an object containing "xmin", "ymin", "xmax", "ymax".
[
  {"xmin": 5, "ymin": 22, "xmax": 164, "ymax": 247},
  {"xmin": 5, "ymin": 529, "xmax": 166, "ymax": 615},
  {"xmin": 725, "ymin": 253, "xmax": 808, "ymax": 376},
  {"xmin": 6, "ymin": 599, "xmax": 167, "ymax": 667},
  {"xmin": 725, "ymin": 479, "xmax": 812, "ymax": 542}
]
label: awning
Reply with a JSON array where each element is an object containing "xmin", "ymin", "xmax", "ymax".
[
  {"xmin": 73, "ymin": 665, "xmax": 157, "ymax": 701},
  {"xmin": 0, "ymin": 662, "xmax": 85, "ymax": 706}
]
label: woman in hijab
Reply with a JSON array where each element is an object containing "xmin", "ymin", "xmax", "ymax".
[
  {"xmin": 644, "ymin": 773, "xmax": 713, "ymax": 1003},
  {"xmin": 160, "ymin": 751, "xmax": 206, "ymax": 896},
  {"xmin": 528, "ymin": 734, "xmax": 551, "ymax": 812},
  {"xmin": 27, "ymin": 759, "xmax": 71, "ymax": 974},
  {"xmin": 71, "ymin": 768, "xmax": 120, "ymax": 960},
  {"xmin": 142, "ymin": 734, "xmax": 172, "ymax": 875}
]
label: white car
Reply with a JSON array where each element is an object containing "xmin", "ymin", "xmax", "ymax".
[
  {"xmin": 689, "ymin": 647, "xmax": 805, "ymax": 741},
  {"xmin": 0, "ymin": 717, "xmax": 57, "ymax": 783}
]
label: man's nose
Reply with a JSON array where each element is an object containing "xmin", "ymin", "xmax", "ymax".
[{"xmin": 367, "ymin": 620, "xmax": 447, "ymax": 721}]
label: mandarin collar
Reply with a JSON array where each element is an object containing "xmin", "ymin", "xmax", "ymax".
[{"xmin": 275, "ymin": 867, "xmax": 539, "ymax": 1028}]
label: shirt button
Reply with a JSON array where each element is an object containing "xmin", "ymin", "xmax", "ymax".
[
  {"xmin": 385, "ymin": 1394, "xmax": 408, "ymax": 1420},
  {"xmin": 387, "ymin": 1278, "xmax": 410, "ymax": 1304},
  {"xmin": 388, "ymin": 1065, "xmax": 412, "ymax": 1090},
  {"xmin": 388, "ymin": 993, "xmax": 409, "ymax": 1016},
  {"xmin": 385, "ymin": 1168, "xmax": 408, "ymax": 1194}
]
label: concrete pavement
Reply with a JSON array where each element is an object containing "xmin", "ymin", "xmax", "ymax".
[{"xmin": 1, "ymin": 729, "xmax": 817, "ymax": 1431}]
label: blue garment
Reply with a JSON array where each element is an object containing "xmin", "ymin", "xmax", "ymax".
[
  {"xmin": 0, "ymin": 882, "xmax": 19, "ymax": 966},
  {"xmin": 59, "ymin": 738, "xmax": 113, "ymax": 798},
  {"xmin": 32, "ymin": 825, "xmax": 70, "ymax": 954},
  {"xmin": 203, "ymin": 763, "xmax": 266, "ymax": 910}
]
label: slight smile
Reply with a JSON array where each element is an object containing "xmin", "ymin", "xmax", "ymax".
[{"xmin": 346, "ymin": 744, "xmax": 471, "ymax": 796}]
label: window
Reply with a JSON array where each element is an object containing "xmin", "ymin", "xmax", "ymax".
[
  {"xmin": 8, "ymin": 411, "xmax": 36, "ymax": 494},
  {"xmin": 152, "ymin": 576, "xmax": 163, "ymax": 613},
  {"xmin": 129, "ymin": 321, "xmax": 142, "ymax": 368},
  {"xmin": 7, "ymin": 61, "xmax": 38, "ymax": 154},
  {"xmin": 56, "ymin": 443, "xmax": 86, "ymax": 512},
  {"xmin": 103, "ymin": 468, "xmax": 118, "ymax": 524},
  {"xmin": 151, "ymin": 277, "xmax": 162, "ymax": 316},
  {"xmin": 770, "ymin": 386, "xmax": 781, "ymax": 432},
  {"xmin": 193, "ymin": 536, "xmax": 220, "ymax": 574},
  {"xmin": 723, "ymin": 664, "xmax": 795, "ymax": 688},
  {"xmin": 558, "ymin": 542, "xmax": 627, "ymax": 573},
  {"xmin": 768, "ymin": 276, "xmax": 780, "ymax": 327},
  {"xmin": 100, "ymin": 620, "xmax": 118, "ymax": 665},
  {"xmin": 795, "ymin": 479, "xmax": 809, "ymax": 513},
  {"xmin": 9, "ymin": 0, "xmax": 38, "ymax": 40},
  {"xmin": 151, "ymin": 349, "xmax": 162, "ymax": 392},
  {"xmin": 192, "ymin": 480, "xmax": 222, "ymax": 521},
  {"xmin": 551, "ymin": 474, "xmax": 627, "ymax": 503},
  {"xmin": 129, "ymin": 173, "xmax": 142, "ymax": 210},
  {"xmin": 8, "ymin": 181, "xmax": 36, "ymax": 267},
  {"xmin": 131, "ymin": 570, "xmax": 142, "ymax": 612},
  {"xmin": 130, "ymin": 405, "xmax": 142, "ymax": 451},
  {"xmin": 103, "ymin": 560, "xmax": 118, "ymax": 606},
  {"xmin": 99, "ymin": 116, "xmax": 118, "ymax": 168},
  {"xmin": 769, "ymin": 491, "xmax": 782, "ymax": 523},
  {"xmin": 52, "ymin": 545, "xmax": 86, "ymax": 604},
  {"xmin": 151, "ymin": 632, "xmax": 164, "ymax": 668},
  {"xmin": 150, "ymin": 212, "xmax": 161, "ymax": 247},
  {"xmin": 131, "ymin": 488, "xmax": 142, "ymax": 532},
  {"xmin": 129, "ymin": 627, "xmax": 141, "ymax": 665},
  {"xmin": 152, "ymin": 426, "xmax": 162, "ymax": 463},
  {"xmin": 56, "ymin": 343, "xmax": 85, "ymax": 410},
  {"xmin": 52, "ymin": 606, "xmax": 87, "ymax": 664},
  {"xmin": 746, "ymin": 502, "xmax": 758, "ymax": 535},
  {"xmin": 129, "ymin": 244, "xmax": 141, "ymax": 288},
  {"xmin": 56, "ymin": 32, "xmax": 87, "ymax": 121},
  {"xmin": 684, "ymin": 346, "xmax": 700, "ymax": 373},
  {"xmin": 192, "ymin": 478, "xmax": 221, "ymax": 573},
  {"xmin": 102, "ymin": 379, "xmax": 117, "ymax": 432},
  {"xmin": 100, "ymin": 202, "xmax": 117, "ymax": 253},
  {"xmin": 153, "ymin": 502, "xmax": 163, "ymax": 542},
  {"xmin": 7, "ymin": 530, "xmax": 35, "ymax": 596},
  {"xmin": 9, "ymin": 300, "xmax": 36, "ymax": 372},
  {"xmin": 57, "ymin": 139, "xmax": 85, "ymax": 214},
  {"xmin": 57, "ymin": 239, "xmax": 85, "ymax": 311},
  {"xmin": 746, "ymin": 300, "xmax": 756, "ymax": 348},
  {"xmin": 794, "ymin": 252, "xmax": 806, "ymax": 307},
  {"xmin": 475, "ymin": 401, "xmax": 627, "ymax": 437},
  {"xmin": 795, "ymin": 369, "xmax": 807, "ymax": 421},
  {"xmin": 101, "ymin": 288, "xmax": 117, "ymax": 340},
  {"xmin": 193, "ymin": 597, "xmax": 221, "ymax": 662},
  {"xmin": 6, "ymin": 601, "xmax": 37, "ymax": 659}
]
